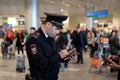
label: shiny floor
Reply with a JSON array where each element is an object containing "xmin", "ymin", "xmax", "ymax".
[{"xmin": 0, "ymin": 50, "xmax": 117, "ymax": 80}]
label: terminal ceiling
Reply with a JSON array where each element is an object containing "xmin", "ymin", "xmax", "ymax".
[{"xmin": 0, "ymin": 0, "xmax": 119, "ymax": 17}]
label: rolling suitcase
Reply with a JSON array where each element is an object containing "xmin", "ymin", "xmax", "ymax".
[
  {"xmin": 1, "ymin": 47, "xmax": 8, "ymax": 59},
  {"xmin": 16, "ymin": 54, "xmax": 26, "ymax": 72}
]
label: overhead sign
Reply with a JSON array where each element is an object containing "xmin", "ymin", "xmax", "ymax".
[{"xmin": 86, "ymin": 10, "xmax": 108, "ymax": 17}]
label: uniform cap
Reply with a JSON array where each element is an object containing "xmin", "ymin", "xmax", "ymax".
[{"xmin": 45, "ymin": 12, "xmax": 68, "ymax": 29}]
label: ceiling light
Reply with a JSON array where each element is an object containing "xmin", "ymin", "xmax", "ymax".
[
  {"xmin": 61, "ymin": 9, "xmax": 64, "ymax": 12},
  {"xmin": 94, "ymin": 20, "xmax": 99, "ymax": 23}
]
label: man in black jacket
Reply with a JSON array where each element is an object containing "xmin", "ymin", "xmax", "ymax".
[
  {"xmin": 26, "ymin": 12, "xmax": 75, "ymax": 80},
  {"xmin": 107, "ymin": 55, "xmax": 120, "ymax": 80},
  {"xmin": 107, "ymin": 31, "xmax": 120, "ymax": 80}
]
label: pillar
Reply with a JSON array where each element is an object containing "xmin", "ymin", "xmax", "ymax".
[
  {"xmin": 86, "ymin": 17, "xmax": 94, "ymax": 30},
  {"xmin": 25, "ymin": 0, "xmax": 39, "ymax": 32}
]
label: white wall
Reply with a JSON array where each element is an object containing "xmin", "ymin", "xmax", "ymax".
[
  {"xmin": 69, "ymin": 14, "xmax": 114, "ymax": 29},
  {"xmin": 69, "ymin": 15, "xmax": 86, "ymax": 29},
  {"xmin": 113, "ymin": 13, "xmax": 120, "ymax": 29}
]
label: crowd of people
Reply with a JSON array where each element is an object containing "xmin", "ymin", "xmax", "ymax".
[
  {"xmin": 1, "ymin": 12, "xmax": 120, "ymax": 80},
  {"xmin": 2, "ymin": 27, "xmax": 36, "ymax": 57}
]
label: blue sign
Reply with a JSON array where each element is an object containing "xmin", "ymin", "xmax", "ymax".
[{"xmin": 86, "ymin": 10, "xmax": 108, "ymax": 17}]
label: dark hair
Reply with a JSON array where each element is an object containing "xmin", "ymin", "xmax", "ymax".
[{"xmin": 30, "ymin": 27, "xmax": 36, "ymax": 31}]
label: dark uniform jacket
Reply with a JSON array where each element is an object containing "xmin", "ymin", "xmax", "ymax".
[{"xmin": 26, "ymin": 28, "xmax": 61, "ymax": 80}]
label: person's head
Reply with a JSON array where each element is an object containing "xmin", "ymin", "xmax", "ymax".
[
  {"xmin": 8, "ymin": 28, "xmax": 13, "ymax": 32},
  {"xmin": 30, "ymin": 27, "xmax": 36, "ymax": 34},
  {"xmin": 41, "ymin": 12, "xmax": 68, "ymax": 37},
  {"xmin": 18, "ymin": 29, "xmax": 22, "ymax": 33},
  {"xmin": 76, "ymin": 26, "xmax": 80, "ymax": 33}
]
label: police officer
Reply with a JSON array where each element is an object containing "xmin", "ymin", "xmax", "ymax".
[{"xmin": 26, "ymin": 12, "xmax": 75, "ymax": 80}]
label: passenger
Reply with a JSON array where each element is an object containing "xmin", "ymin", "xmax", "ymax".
[
  {"xmin": 16, "ymin": 29, "xmax": 24, "ymax": 54},
  {"xmin": 30, "ymin": 27, "xmax": 36, "ymax": 34},
  {"xmin": 107, "ymin": 30, "xmax": 120, "ymax": 80},
  {"xmin": 75, "ymin": 26, "xmax": 87, "ymax": 64},
  {"xmin": 24, "ymin": 27, "xmax": 36, "ymax": 42},
  {"xmin": 107, "ymin": 55, "xmax": 120, "ymax": 80},
  {"xmin": 26, "ymin": 12, "xmax": 76, "ymax": 80},
  {"xmin": 4, "ymin": 28, "xmax": 14, "ymax": 45},
  {"xmin": 87, "ymin": 29, "xmax": 95, "ymax": 57},
  {"xmin": 109, "ymin": 30, "xmax": 120, "ymax": 72},
  {"xmin": 55, "ymin": 29, "xmax": 71, "ymax": 71}
]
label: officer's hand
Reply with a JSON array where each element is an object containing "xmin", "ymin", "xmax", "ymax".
[
  {"xmin": 59, "ymin": 48, "xmax": 76, "ymax": 59},
  {"xmin": 85, "ymin": 45, "xmax": 88, "ymax": 48},
  {"xmin": 59, "ymin": 49, "xmax": 69, "ymax": 59}
]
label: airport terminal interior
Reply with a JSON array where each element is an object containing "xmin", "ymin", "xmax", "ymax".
[{"xmin": 0, "ymin": 0, "xmax": 120, "ymax": 80}]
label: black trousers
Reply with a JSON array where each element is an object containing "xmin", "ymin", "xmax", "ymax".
[
  {"xmin": 118, "ymin": 71, "xmax": 120, "ymax": 80},
  {"xmin": 76, "ymin": 46, "xmax": 84, "ymax": 63},
  {"xmin": 17, "ymin": 45, "xmax": 24, "ymax": 54}
]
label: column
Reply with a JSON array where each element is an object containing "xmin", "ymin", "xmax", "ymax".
[
  {"xmin": 25, "ymin": 0, "xmax": 39, "ymax": 32},
  {"xmin": 86, "ymin": 17, "xmax": 94, "ymax": 30}
]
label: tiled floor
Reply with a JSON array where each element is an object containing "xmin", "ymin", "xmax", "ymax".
[{"xmin": 0, "ymin": 50, "xmax": 117, "ymax": 80}]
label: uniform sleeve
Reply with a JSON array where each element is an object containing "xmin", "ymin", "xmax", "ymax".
[
  {"xmin": 50, "ymin": 52, "xmax": 61, "ymax": 63},
  {"xmin": 26, "ymin": 37, "xmax": 49, "ymax": 69}
]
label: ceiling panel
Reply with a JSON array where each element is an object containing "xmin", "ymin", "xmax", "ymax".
[
  {"xmin": 0, "ymin": 0, "xmax": 25, "ymax": 16},
  {"xmin": 0, "ymin": 0, "xmax": 119, "ymax": 17}
]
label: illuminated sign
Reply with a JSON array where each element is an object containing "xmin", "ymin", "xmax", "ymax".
[{"xmin": 86, "ymin": 10, "xmax": 108, "ymax": 17}]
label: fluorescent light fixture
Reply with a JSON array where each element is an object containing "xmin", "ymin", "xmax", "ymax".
[
  {"xmin": 80, "ymin": 23, "xmax": 83, "ymax": 26},
  {"xmin": 8, "ymin": 17, "xmax": 16, "ymax": 26},
  {"xmin": 94, "ymin": 20, "xmax": 99, "ymax": 23}
]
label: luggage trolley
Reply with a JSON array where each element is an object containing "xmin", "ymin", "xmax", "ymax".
[
  {"xmin": 8, "ymin": 44, "xmax": 15, "ymax": 59},
  {"xmin": 89, "ymin": 51, "xmax": 104, "ymax": 73},
  {"xmin": 1, "ymin": 41, "xmax": 15, "ymax": 59},
  {"xmin": 89, "ymin": 37, "xmax": 109, "ymax": 73},
  {"xmin": 1, "ymin": 41, "xmax": 9, "ymax": 59}
]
